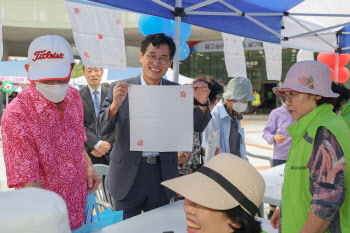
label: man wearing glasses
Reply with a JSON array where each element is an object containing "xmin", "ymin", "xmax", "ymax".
[{"xmin": 96, "ymin": 33, "xmax": 211, "ymax": 219}]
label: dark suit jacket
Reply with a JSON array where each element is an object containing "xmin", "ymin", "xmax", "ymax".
[
  {"xmin": 96, "ymin": 76, "xmax": 211, "ymax": 200},
  {"xmin": 79, "ymin": 85, "xmax": 116, "ymax": 163}
]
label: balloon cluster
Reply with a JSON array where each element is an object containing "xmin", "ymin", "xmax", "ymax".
[
  {"xmin": 138, "ymin": 14, "xmax": 191, "ymax": 61},
  {"xmin": 317, "ymin": 53, "xmax": 350, "ymax": 83}
]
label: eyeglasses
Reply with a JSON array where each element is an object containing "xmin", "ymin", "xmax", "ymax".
[
  {"xmin": 280, "ymin": 92, "xmax": 299, "ymax": 104},
  {"xmin": 145, "ymin": 54, "xmax": 169, "ymax": 65}
]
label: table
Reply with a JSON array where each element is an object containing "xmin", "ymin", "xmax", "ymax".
[
  {"xmin": 94, "ymin": 200, "xmax": 278, "ymax": 233},
  {"xmin": 259, "ymin": 164, "xmax": 285, "ymax": 207}
]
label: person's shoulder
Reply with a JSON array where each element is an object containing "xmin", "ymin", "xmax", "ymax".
[
  {"xmin": 69, "ymin": 85, "xmax": 80, "ymax": 95},
  {"xmin": 162, "ymin": 78, "xmax": 179, "ymax": 86},
  {"xmin": 120, "ymin": 76, "xmax": 140, "ymax": 84},
  {"xmin": 101, "ymin": 85, "xmax": 109, "ymax": 92},
  {"xmin": 210, "ymin": 105, "xmax": 221, "ymax": 119},
  {"xmin": 2, "ymin": 92, "xmax": 29, "ymax": 121},
  {"xmin": 78, "ymin": 85, "xmax": 88, "ymax": 95},
  {"xmin": 109, "ymin": 76, "xmax": 140, "ymax": 88}
]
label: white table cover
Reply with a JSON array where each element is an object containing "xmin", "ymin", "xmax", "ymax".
[
  {"xmin": 259, "ymin": 164, "xmax": 285, "ymax": 206},
  {"xmin": 93, "ymin": 200, "xmax": 277, "ymax": 233}
]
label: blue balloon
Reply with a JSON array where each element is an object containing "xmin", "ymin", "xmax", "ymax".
[
  {"xmin": 138, "ymin": 14, "xmax": 171, "ymax": 37},
  {"xmin": 170, "ymin": 21, "xmax": 192, "ymax": 42},
  {"xmin": 179, "ymin": 41, "xmax": 190, "ymax": 61}
]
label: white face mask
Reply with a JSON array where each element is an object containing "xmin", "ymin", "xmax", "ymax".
[
  {"xmin": 232, "ymin": 101, "xmax": 248, "ymax": 112},
  {"xmin": 35, "ymin": 82, "xmax": 69, "ymax": 103}
]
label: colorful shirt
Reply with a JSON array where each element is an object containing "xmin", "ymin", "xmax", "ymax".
[
  {"xmin": 2, "ymin": 83, "xmax": 88, "ymax": 230},
  {"xmin": 262, "ymin": 105, "xmax": 295, "ymax": 160}
]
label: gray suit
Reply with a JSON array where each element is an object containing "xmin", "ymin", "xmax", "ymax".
[
  {"xmin": 79, "ymin": 85, "xmax": 115, "ymax": 164},
  {"xmin": 96, "ymin": 76, "xmax": 211, "ymax": 203}
]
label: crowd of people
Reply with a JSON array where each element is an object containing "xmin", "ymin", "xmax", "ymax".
[{"xmin": 1, "ymin": 32, "xmax": 350, "ymax": 233}]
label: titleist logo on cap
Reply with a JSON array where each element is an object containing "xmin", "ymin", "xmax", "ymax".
[{"xmin": 32, "ymin": 50, "xmax": 64, "ymax": 61}]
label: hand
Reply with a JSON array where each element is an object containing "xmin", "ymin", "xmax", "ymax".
[
  {"xmin": 273, "ymin": 134, "xmax": 287, "ymax": 144},
  {"xmin": 192, "ymin": 81, "xmax": 210, "ymax": 105},
  {"xmin": 87, "ymin": 162, "xmax": 101, "ymax": 194},
  {"xmin": 214, "ymin": 146, "xmax": 221, "ymax": 156},
  {"xmin": 97, "ymin": 141, "xmax": 111, "ymax": 155},
  {"xmin": 178, "ymin": 151, "xmax": 189, "ymax": 164},
  {"xmin": 91, "ymin": 149, "xmax": 103, "ymax": 157},
  {"xmin": 270, "ymin": 208, "xmax": 281, "ymax": 229},
  {"xmin": 111, "ymin": 82, "xmax": 131, "ymax": 110}
]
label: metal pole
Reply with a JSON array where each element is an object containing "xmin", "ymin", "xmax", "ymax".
[
  {"xmin": 335, "ymin": 32, "xmax": 340, "ymax": 83},
  {"xmin": 335, "ymin": 52, "xmax": 339, "ymax": 83},
  {"xmin": 173, "ymin": 0, "xmax": 182, "ymax": 83}
]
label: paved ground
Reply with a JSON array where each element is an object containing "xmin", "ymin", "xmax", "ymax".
[{"xmin": 0, "ymin": 114, "xmax": 274, "ymax": 217}]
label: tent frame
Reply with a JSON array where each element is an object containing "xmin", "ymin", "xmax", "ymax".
[{"xmin": 146, "ymin": 0, "xmax": 350, "ymax": 83}]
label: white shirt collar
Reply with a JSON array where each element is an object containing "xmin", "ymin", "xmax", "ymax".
[
  {"xmin": 140, "ymin": 73, "xmax": 163, "ymax": 85},
  {"xmin": 88, "ymin": 84, "xmax": 101, "ymax": 96}
]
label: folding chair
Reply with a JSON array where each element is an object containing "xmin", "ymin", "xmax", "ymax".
[{"xmin": 93, "ymin": 164, "xmax": 115, "ymax": 211}]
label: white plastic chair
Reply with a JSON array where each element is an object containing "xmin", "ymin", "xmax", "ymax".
[{"xmin": 93, "ymin": 164, "xmax": 115, "ymax": 211}]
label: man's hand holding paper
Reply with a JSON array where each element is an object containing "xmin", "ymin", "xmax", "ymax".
[{"xmin": 109, "ymin": 82, "xmax": 131, "ymax": 121}]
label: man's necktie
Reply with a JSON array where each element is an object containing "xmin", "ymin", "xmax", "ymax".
[
  {"xmin": 93, "ymin": 90, "xmax": 101, "ymax": 139},
  {"xmin": 93, "ymin": 90, "xmax": 100, "ymax": 116}
]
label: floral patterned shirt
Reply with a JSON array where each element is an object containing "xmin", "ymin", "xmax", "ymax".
[{"xmin": 2, "ymin": 83, "xmax": 88, "ymax": 230}]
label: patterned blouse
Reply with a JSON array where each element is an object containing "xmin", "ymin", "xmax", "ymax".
[{"xmin": 307, "ymin": 127, "xmax": 346, "ymax": 227}]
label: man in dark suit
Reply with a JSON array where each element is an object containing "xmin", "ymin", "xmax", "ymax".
[
  {"xmin": 79, "ymin": 66, "xmax": 115, "ymax": 165},
  {"xmin": 96, "ymin": 33, "xmax": 211, "ymax": 219}
]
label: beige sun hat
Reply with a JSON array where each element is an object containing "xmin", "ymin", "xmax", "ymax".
[{"xmin": 162, "ymin": 153, "xmax": 265, "ymax": 216}]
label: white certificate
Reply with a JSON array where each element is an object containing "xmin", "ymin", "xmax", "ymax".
[{"xmin": 129, "ymin": 85, "xmax": 193, "ymax": 152}]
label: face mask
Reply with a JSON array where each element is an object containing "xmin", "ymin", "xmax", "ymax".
[
  {"xmin": 35, "ymin": 82, "xmax": 69, "ymax": 103},
  {"xmin": 232, "ymin": 102, "xmax": 248, "ymax": 112}
]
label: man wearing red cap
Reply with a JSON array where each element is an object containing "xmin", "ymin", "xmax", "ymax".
[{"xmin": 1, "ymin": 35, "xmax": 100, "ymax": 230}]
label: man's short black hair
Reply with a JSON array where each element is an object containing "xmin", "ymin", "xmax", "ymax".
[
  {"xmin": 140, "ymin": 33, "xmax": 176, "ymax": 60},
  {"xmin": 82, "ymin": 65, "xmax": 103, "ymax": 71}
]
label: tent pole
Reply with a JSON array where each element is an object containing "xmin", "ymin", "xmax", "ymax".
[
  {"xmin": 335, "ymin": 32, "xmax": 340, "ymax": 84},
  {"xmin": 335, "ymin": 52, "xmax": 339, "ymax": 84},
  {"xmin": 173, "ymin": 0, "xmax": 182, "ymax": 84}
]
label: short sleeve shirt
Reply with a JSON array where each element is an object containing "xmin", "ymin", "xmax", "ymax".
[{"xmin": 2, "ymin": 83, "xmax": 88, "ymax": 230}]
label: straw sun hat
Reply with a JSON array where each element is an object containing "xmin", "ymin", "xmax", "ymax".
[{"xmin": 162, "ymin": 153, "xmax": 265, "ymax": 216}]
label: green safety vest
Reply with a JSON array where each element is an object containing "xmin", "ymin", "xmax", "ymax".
[
  {"xmin": 340, "ymin": 101, "xmax": 350, "ymax": 129},
  {"xmin": 252, "ymin": 93, "xmax": 261, "ymax": 106},
  {"xmin": 282, "ymin": 104, "xmax": 350, "ymax": 233}
]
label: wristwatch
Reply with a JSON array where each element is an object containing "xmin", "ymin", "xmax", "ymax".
[{"xmin": 195, "ymin": 98, "xmax": 209, "ymax": 107}]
